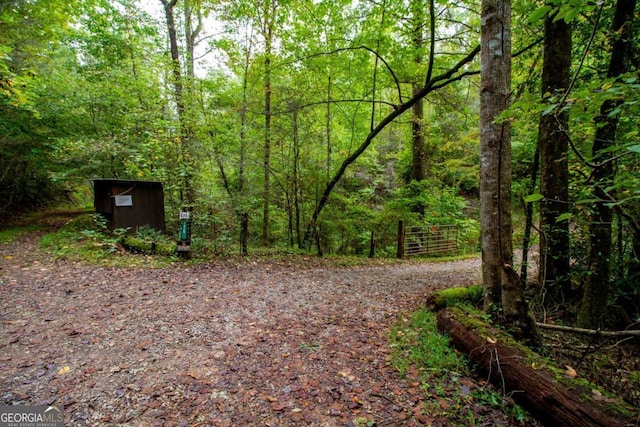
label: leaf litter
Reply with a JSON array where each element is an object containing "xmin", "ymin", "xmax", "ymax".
[{"xmin": 0, "ymin": 230, "xmax": 538, "ymax": 426}]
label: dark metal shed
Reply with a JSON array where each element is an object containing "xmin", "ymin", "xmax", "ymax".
[{"xmin": 92, "ymin": 179, "xmax": 166, "ymax": 233}]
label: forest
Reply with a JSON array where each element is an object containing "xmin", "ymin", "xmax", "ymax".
[{"xmin": 2, "ymin": 0, "xmax": 640, "ymax": 345}]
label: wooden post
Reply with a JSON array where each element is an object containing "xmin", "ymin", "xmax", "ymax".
[
  {"xmin": 240, "ymin": 212, "xmax": 248, "ymax": 256},
  {"xmin": 177, "ymin": 208, "xmax": 192, "ymax": 259},
  {"xmin": 397, "ymin": 220, "xmax": 405, "ymax": 259}
]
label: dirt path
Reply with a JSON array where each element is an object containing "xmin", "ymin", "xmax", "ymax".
[{"xmin": 1, "ymin": 232, "xmax": 523, "ymax": 426}]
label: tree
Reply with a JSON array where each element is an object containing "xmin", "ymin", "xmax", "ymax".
[
  {"xmin": 538, "ymin": 6, "xmax": 572, "ymax": 303},
  {"xmin": 0, "ymin": 0, "xmax": 80, "ymax": 215},
  {"xmin": 161, "ymin": 0, "xmax": 196, "ymax": 207},
  {"xmin": 408, "ymin": 0, "xmax": 435, "ymax": 188},
  {"xmin": 302, "ymin": 46, "xmax": 480, "ymax": 251},
  {"xmin": 299, "ymin": 0, "xmax": 481, "ymax": 251},
  {"xmin": 405, "ymin": 0, "xmax": 433, "ymax": 217},
  {"xmin": 257, "ymin": 0, "xmax": 279, "ymax": 245},
  {"xmin": 578, "ymin": 0, "xmax": 637, "ymax": 329},
  {"xmin": 480, "ymin": 0, "xmax": 538, "ymax": 341}
]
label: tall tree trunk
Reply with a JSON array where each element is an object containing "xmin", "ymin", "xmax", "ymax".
[
  {"xmin": 479, "ymin": 0, "xmax": 510, "ymax": 309},
  {"xmin": 407, "ymin": 0, "xmax": 429, "ymax": 217},
  {"xmin": 326, "ymin": 76, "xmax": 332, "ymax": 184},
  {"xmin": 410, "ymin": 0, "xmax": 427, "ymax": 186},
  {"xmin": 411, "ymin": 92, "xmax": 425, "ymax": 183},
  {"xmin": 538, "ymin": 10, "xmax": 572, "ymax": 303},
  {"xmin": 262, "ymin": 46, "xmax": 272, "ymax": 245},
  {"xmin": 184, "ymin": 0, "xmax": 201, "ymax": 83},
  {"xmin": 122, "ymin": 7, "xmax": 145, "ymax": 109},
  {"xmin": 410, "ymin": 0, "xmax": 435, "ymax": 186},
  {"xmin": 579, "ymin": 0, "xmax": 637, "ymax": 328},
  {"xmin": 292, "ymin": 105, "xmax": 302, "ymax": 249},
  {"xmin": 410, "ymin": 6, "xmax": 427, "ymax": 217},
  {"xmin": 161, "ymin": 0, "xmax": 195, "ymax": 206},
  {"xmin": 480, "ymin": 0, "xmax": 538, "ymax": 342},
  {"xmin": 520, "ymin": 143, "xmax": 539, "ymax": 289},
  {"xmin": 260, "ymin": 0, "xmax": 276, "ymax": 246},
  {"xmin": 238, "ymin": 31, "xmax": 252, "ymax": 256}
]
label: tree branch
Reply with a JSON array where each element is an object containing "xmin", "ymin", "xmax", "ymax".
[
  {"xmin": 304, "ymin": 45, "xmax": 481, "ymax": 247},
  {"xmin": 537, "ymin": 322, "xmax": 640, "ymax": 337},
  {"xmin": 292, "ymin": 46, "xmax": 404, "ymax": 104}
]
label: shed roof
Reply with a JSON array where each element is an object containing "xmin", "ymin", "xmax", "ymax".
[{"xmin": 91, "ymin": 178, "xmax": 163, "ymax": 185}]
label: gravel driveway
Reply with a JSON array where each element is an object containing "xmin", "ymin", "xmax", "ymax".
[{"xmin": 1, "ymin": 231, "xmax": 516, "ymax": 426}]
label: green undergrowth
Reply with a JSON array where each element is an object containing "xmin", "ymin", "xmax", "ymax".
[
  {"xmin": 120, "ymin": 226, "xmax": 176, "ymax": 256},
  {"xmin": 390, "ymin": 308, "xmax": 465, "ymax": 376},
  {"xmin": 434, "ymin": 304, "xmax": 638, "ymax": 423},
  {"xmin": 0, "ymin": 225, "xmax": 42, "ymax": 243},
  {"xmin": 31, "ymin": 212, "xmax": 477, "ymax": 269},
  {"xmin": 389, "ymin": 307, "xmax": 530, "ymax": 426},
  {"xmin": 39, "ymin": 213, "xmax": 178, "ymax": 267}
]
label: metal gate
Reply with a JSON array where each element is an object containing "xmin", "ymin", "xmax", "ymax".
[{"xmin": 397, "ymin": 221, "xmax": 458, "ymax": 258}]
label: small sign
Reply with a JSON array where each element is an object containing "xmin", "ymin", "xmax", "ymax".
[
  {"xmin": 180, "ymin": 211, "xmax": 191, "ymax": 220},
  {"xmin": 115, "ymin": 195, "xmax": 133, "ymax": 207},
  {"xmin": 177, "ymin": 244, "xmax": 191, "ymax": 252},
  {"xmin": 180, "ymin": 220, "xmax": 189, "ymax": 240}
]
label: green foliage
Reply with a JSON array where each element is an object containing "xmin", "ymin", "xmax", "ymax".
[
  {"xmin": 2, "ymin": 0, "xmax": 487, "ymax": 259},
  {"xmin": 39, "ymin": 214, "xmax": 175, "ymax": 266},
  {"xmin": 528, "ymin": 0, "xmax": 600, "ymax": 24},
  {"xmin": 0, "ymin": 225, "xmax": 42, "ymax": 243},
  {"xmin": 350, "ymin": 417, "xmax": 376, "ymax": 427},
  {"xmin": 121, "ymin": 226, "xmax": 176, "ymax": 256},
  {"xmin": 384, "ymin": 180, "xmax": 480, "ymax": 253},
  {"xmin": 390, "ymin": 181, "xmax": 469, "ymax": 223},
  {"xmin": 389, "ymin": 307, "xmax": 531, "ymax": 425},
  {"xmin": 3, "ymin": 0, "xmax": 634, "ymax": 330},
  {"xmin": 0, "ymin": 0, "xmax": 79, "ymax": 216},
  {"xmin": 471, "ymin": 388, "xmax": 528, "ymax": 423},
  {"xmin": 389, "ymin": 308, "xmax": 465, "ymax": 377}
]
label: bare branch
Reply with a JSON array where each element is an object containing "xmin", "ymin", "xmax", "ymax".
[{"xmin": 537, "ymin": 322, "xmax": 640, "ymax": 337}]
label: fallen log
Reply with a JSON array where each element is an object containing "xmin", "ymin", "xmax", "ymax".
[{"xmin": 436, "ymin": 307, "xmax": 638, "ymax": 427}]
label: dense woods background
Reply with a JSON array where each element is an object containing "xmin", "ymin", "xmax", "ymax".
[{"xmin": 1, "ymin": 0, "xmax": 639, "ymax": 330}]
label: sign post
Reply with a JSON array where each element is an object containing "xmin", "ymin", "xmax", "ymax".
[{"xmin": 177, "ymin": 210, "xmax": 192, "ymax": 258}]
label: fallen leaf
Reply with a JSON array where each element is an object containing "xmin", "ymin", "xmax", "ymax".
[
  {"xmin": 270, "ymin": 402, "xmax": 288, "ymax": 412},
  {"xmin": 57, "ymin": 366, "xmax": 70, "ymax": 375},
  {"xmin": 565, "ymin": 366, "xmax": 577, "ymax": 378},
  {"xmin": 135, "ymin": 341, "xmax": 152, "ymax": 350},
  {"xmin": 437, "ymin": 398, "xmax": 450, "ymax": 410}
]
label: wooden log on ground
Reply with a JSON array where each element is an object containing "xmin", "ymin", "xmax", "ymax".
[{"xmin": 436, "ymin": 307, "xmax": 638, "ymax": 427}]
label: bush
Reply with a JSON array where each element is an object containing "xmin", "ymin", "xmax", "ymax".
[{"xmin": 121, "ymin": 226, "xmax": 176, "ymax": 256}]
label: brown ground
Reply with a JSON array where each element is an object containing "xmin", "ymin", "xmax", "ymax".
[{"xmin": 0, "ymin": 224, "xmax": 545, "ymax": 427}]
